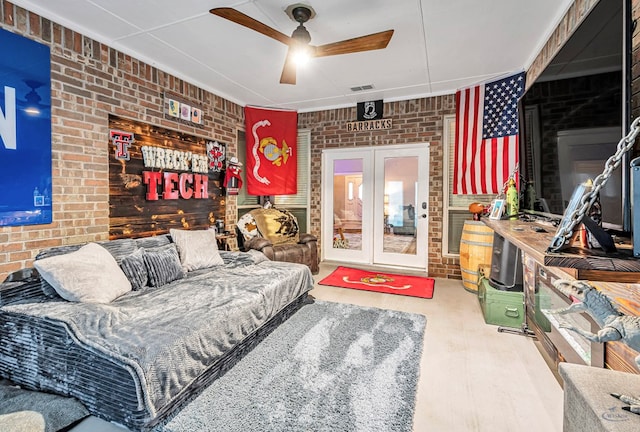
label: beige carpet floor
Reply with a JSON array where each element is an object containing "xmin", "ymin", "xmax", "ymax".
[{"xmin": 70, "ymin": 262, "xmax": 563, "ymax": 432}]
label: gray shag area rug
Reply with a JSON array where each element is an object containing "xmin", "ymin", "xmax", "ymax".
[
  {"xmin": 154, "ymin": 300, "xmax": 426, "ymax": 432},
  {"xmin": 0, "ymin": 378, "xmax": 89, "ymax": 432}
]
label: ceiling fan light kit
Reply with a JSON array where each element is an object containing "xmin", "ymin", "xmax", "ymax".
[
  {"xmin": 210, "ymin": 4, "xmax": 393, "ymax": 85},
  {"xmin": 292, "ymin": 45, "xmax": 312, "ymax": 67},
  {"xmin": 291, "ymin": 24, "xmax": 311, "ymax": 44}
]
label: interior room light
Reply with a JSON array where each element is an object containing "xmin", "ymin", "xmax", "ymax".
[
  {"xmin": 290, "ymin": 18, "xmax": 312, "ymax": 67},
  {"xmin": 24, "ymin": 81, "xmax": 43, "ymax": 116},
  {"xmin": 292, "ymin": 45, "xmax": 311, "ymax": 66},
  {"xmin": 348, "ymin": 182, "xmax": 354, "ymax": 200}
]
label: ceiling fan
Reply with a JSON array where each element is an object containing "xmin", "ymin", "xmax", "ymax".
[{"xmin": 210, "ymin": 4, "xmax": 394, "ymax": 85}]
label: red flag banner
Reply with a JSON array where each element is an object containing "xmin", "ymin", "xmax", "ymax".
[
  {"xmin": 453, "ymin": 72, "xmax": 525, "ymax": 194},
  {"xmin": 244, "ymin": 106, "xmax": 298, "ymax": 195}
]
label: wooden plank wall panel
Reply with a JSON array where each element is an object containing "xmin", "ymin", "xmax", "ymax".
[{"xmin": 108, "ymin": 115, "xmax": 224, "ymax": 239}]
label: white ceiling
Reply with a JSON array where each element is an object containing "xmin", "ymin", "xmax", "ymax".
[{"xmin": 12, "ymin": 0, "xmax": 573, "ymax": 112}]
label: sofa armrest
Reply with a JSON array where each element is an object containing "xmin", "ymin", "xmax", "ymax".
[
  {"xmin": 244, "ymin": 233, "xmax": 319, "ymax": 275},
  {"xmin": 1, "ymin": 269, "xmax": 50, "ymax": 306},
  {"xmin": 245, "ymin": 237, "xmax": 273, "ymax": 251},
  {"xmin": 298, "ymin": 233, "xmax": 317, "ymax": 244}
]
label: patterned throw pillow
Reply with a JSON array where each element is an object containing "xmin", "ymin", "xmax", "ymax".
[
  {"xmin": 119, "ymin": 248, "xmax": 148, "ymax": 290},
  {"xmin": 252, "ymin": 208, "xmax": 300, "ymax": 245},
  {"xmin": 142, "ymin": 243, "xmax": 184, "ymax": 287},
  {"xmin": 236, "ymin": 211, "xmax": 260, "ymax": 242}
]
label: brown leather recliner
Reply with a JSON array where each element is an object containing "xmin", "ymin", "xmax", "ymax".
[
  {"xmin": 242, "ymin": 234, "xmax": 319, "ymax": 274},
  {"xmin": 236, "ymin": 208, "xmax": 319, "ymax": 274}
]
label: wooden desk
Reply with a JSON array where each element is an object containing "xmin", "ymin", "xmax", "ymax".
[
  {"xmin": 483, "ymin": 218, "xmax": 640, "ymax": 282},
  {"xmin": 483, "ymin": 217, "xmax": 640, "ymax": 373},
  {"xmin": 483, "ymin": 217, "xmax": 573, "ymax": 277}
]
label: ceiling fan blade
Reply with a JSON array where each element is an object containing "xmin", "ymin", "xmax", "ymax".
[
  {"xmin": 210, "ymin": 7, "xmax": 292, "ymax": 46},
  {"xmin": 280, "ymin": 48, "xmax": 297, "ymax": 85},
  {"xmin": 313, "ymin": 30, "xmax": 394, "ymax": 58}
]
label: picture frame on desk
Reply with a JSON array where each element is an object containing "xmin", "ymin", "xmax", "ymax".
[{"xmin": 489, "ymin": 199, "xmax": 505, "ymax": 220}]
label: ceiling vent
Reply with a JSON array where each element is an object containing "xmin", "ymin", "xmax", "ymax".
[{"xmin": 350, "ymin": 84, "xmax": 374, "ymax": 92}]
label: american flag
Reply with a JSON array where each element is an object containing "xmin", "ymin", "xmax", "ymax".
[{"xmin": 453, "ymin": 72, "xmax": 525, "ymax": 194}]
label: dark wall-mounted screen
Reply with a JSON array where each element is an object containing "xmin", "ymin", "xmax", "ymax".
[{"xmin": 520, "ymin": 0, "xmax": 629, "ymax": 230}]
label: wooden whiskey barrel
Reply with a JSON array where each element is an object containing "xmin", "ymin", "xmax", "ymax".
[{"xmin": 459, "ymin": 220, "xmax": 494, "ymax": 293}]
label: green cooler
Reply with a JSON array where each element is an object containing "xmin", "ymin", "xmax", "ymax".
[{"xmin": 478, "ymin": 278, "xmax": 524, "ymax": 328}]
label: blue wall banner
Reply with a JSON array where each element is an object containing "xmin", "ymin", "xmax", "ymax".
[{"xmin": 0, "ymin": 28, "xmax": 52, "ymax": 226}]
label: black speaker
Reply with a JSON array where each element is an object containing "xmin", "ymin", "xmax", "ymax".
[{"xmin": 489, "ymin": 233, "xmax": 523, "ymax": 292}]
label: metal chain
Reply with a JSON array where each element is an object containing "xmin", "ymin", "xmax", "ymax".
[{"xmin": 548, "ymin": 116, "xmax": 640, "ymax": 252}]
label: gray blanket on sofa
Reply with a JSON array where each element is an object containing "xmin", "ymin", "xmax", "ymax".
[{"xmin": 2, "ymin": 253, "xmax": 313, "ymax": 420}]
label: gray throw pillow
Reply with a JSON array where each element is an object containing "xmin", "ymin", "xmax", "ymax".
[
  {"xmin": 33, "ymin": 243, "xmax": 132, "ymax": 303},
  {"xmin": 142, "ymin": 243, "xmax": 184, "ymax": 287},
  {"xmin": 135, "ymin": 235, "xmax": 171, "ymax": 250},
  {"xmin": 120, "ymin": 248, "xmax": 148, "ymax": 290},
  {"xmin": 169, "ymin": 228, "xmax": 224, "ymax": 272}
]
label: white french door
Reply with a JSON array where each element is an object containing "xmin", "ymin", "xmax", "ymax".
[{"xmin": 322, "ymin": 144, "xmax": 429, "ymax": 270}]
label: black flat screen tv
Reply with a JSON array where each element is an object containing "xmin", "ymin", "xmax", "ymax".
[{"xmin": 519, "ymin": 0, "xmax": 632, "ymax": 233}]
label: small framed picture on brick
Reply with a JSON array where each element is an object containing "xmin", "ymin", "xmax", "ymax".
[{"xmin": 180, "ymin": 103, "xmax": 191, "ymax": 121}]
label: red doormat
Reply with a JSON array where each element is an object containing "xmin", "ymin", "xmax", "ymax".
[{"xmin": 318, "ymin": 266, "xmax": 434, "ymax": 299}]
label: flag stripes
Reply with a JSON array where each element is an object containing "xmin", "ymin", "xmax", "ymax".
[{"xmin": 453, "ymin": 72, "xmax": 524, "ymax": 195}]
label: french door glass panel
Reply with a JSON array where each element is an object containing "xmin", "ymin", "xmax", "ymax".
[
  {"xmin": 323, "ymin": 151, "xmax": 372, "ymax": 264},
  {"xmin": 373, "ymin": 147, "xmax": 428, "ymax": 268},
  {"xmin": 323, "ymin": 145, "xmax": 429, "ymax": 270},
  {"xmin": 333, "ymin": 159, "xmax": 363, "ymax": 251}
]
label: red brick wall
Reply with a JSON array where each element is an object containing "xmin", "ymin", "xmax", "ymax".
[
  {"xmin": 298, "ymin": 97, "xmax": 461, "ymax": 278},
  {"xmin": 1, "ymin": 0, "xmax": 635, "ymax": 282},
  {"xmin": 0, "ymin": 1, "xmax": 243, "ymax": 280}
]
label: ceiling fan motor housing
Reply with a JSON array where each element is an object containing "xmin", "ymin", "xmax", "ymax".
[
  {"xmin": 291, "ymin": 6, "xmax": 311, "ymax": 24},
  {"xmin": 285, "ymin": 3, "xmax": 316, "ymax": 23},
  {"xmin": 290, "ymin": 6, "xmax": 312, "ymax": 43}
]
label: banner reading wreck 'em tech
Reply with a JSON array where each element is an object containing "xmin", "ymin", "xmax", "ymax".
[
  {"xmin": 244, "ymin": 106, "xmax": 298, "ymax": 196},
  {"xmin": 0, "ymin": 28, "xmax": 52, "ymax": 226}
]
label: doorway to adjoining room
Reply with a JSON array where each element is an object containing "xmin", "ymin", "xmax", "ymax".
[{"xmin": 322, "ymin": 144, "xmax": 429, "ymax": 270}]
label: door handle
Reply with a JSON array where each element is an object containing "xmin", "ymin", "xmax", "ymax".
[{"xmin": 421, "ymin": 214, "xmax": 427, "ymax": 218}]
